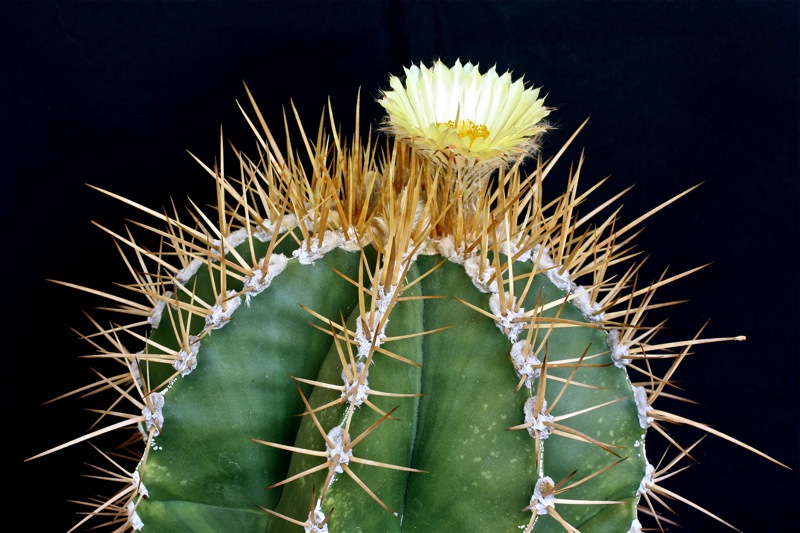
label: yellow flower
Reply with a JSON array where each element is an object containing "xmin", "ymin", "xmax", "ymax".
[{"xmin": 379, "ymin": 59, "xmax": 550, "ymax": 168}]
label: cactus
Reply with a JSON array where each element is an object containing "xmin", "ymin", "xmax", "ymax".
[{"xmin": 30, "ymin": 60, "xmax": 786, "ymax": 532}]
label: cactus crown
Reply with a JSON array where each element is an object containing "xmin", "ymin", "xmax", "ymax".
[{"xmin": 30, "ymin": 60, "xmax": 786, "ymax": 533}]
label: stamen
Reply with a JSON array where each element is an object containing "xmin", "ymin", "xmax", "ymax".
[{"xmin": 438, "ymin": 119, "xmax": 490, "ymax": 143}]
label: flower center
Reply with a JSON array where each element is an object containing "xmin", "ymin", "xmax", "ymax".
[{"xmin": 439, "ymin": 119, "xmax": 490, "ymax": 143}]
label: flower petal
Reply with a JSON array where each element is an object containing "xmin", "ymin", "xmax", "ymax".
[{"xmin": 378, "ymin": 59, "xmax": 550, "ymax": 169}]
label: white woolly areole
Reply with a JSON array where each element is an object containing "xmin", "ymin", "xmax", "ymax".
[
  {"xmin": 531, "ymin": 244, "xmax": 555, "ymax": 269},
  {"xmin": 280, "ymin": 214, "xmax": 300, "ymax": 233},
  {"xmin": 342, "ymin": 362, "xmax": 369, "ymax": 408},
  {"xmin": 252, "ymin": 228, "xmax": 272, "ymax": 243},
  {"xmin": 627, "ymin": 519, "xmax": 643, "ymax": 533},
  {"xmin": 531, "ymin": 245, "xmax": 604, "ymax": 322},
  {"xmin": 217, "ymin": 228, "xmax": 249, "ymax": 249},
  {"xmin": 176, "ymin": 258, "xmax": 203, "ymax": 284},
  {"xmin": 305, "ymin": 498, "xmax": 328, "ymax": 533},
  {"xmin": 173, "ymin": 336, "xmax": 200, "ymax": 377},
  {"xmin": 499, "ymin": 235, "xmax": 532, "ymax": 263},
  {"xmin": 205, "ymin": 229, "xmax": 250, "ymax": 268},
  {"xmin": 435, "ymin": 236, "xmax": 468, "ymax": 264},
  {"xmin": 510, "ymin": 341, "xmax": 541, "ymax": 390},
  {"xmin": 464, "ymin": 256, "xmax": 497, "ymax": 293},
  {"xmin": 244, "ymin": 253, "xmax": 289, "ymax": 304},
  {"xmin": 131, "ymin": 470, "xmax": 149, "ymax": 498},
  {"xmin": 531, "ymin": 476, "xmax": 556, "ymax": 515},
  {"xmin": 375, "ymin": 284, "xmax": 398, "ymax": 314},
  {"xmin": 532, "ymin": 245, "xmax": 570, "ymax": 289},
  {"xmin": 293, "ymin": 230, "xmax": 340, "ymax": 264},
  {"xmin": 142, "ymin": 392, "xmax": 165, "ymax": 436},
  {"xmin": 205, "ymin": 290, "xmax": 242, "ymax": 330},
  {"xmin": 339, "ymin": 227, "xmax": 362, "ymax": 252},
  {"xmin": 637, "ymin": 463, "xmax": 655, "ymax": 496},
  {"xmin": 570, "ymin": 290, "xmax": 603, "ymax": 322},
  {"xmin": 633, "ymin": 386, "xmax": 654, "ymax": 429},
  {"xmin": 523, "ymin": 396, "xmax": 554, "ymax": 440},
  {"xmin": 354, "ymin": 310, "xmax": 388, "ymax": 359},
  {"xmin": 606, "ymin": 329, "xmax": 632, "ymax": 368},
  {"xmin": 253, "ymin": 218, "xmax": 283, "ymax": 242},
  {"xmin": 126, "ymin": 500, "xmax": 144, "ymax": 530},
  {"xmin": 147, "ymin": 291, "xmax": 172, "ymax": 329},
  {"xmin": 251, "ymin": 214, "xmax": 301, "ymax": 243},
  {"xmin": 325, "ymin": 426, "xmax": 352, "ymax": 474},
  {"xmin": 489, "ymin": 293, "xmax": 526, "ymax": 342},
  {"xmin": 175, "ymin": 230, "xmax": 250, "ymax": 285}
]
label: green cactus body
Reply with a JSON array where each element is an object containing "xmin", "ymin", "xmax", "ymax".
[
  {"xmin": 132, "ymin": 227, "xmax": 647, "ymax": 532},
  {"xmin": 31, "ymin": 61, "xmax": 785, "ymax": 533}
]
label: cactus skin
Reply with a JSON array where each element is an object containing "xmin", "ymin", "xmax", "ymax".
[
  {"xmin": 135, "ymin": 235, "xmax": 646, "ymax": 533},
  {"xmin": 30, "ymin": 69, "xmax": 786, "ymax": 533}
]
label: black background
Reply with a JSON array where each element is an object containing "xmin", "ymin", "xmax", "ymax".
[{"xmin": 6, "ymin": 1, "xmax": 798, "ymax": 531}]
